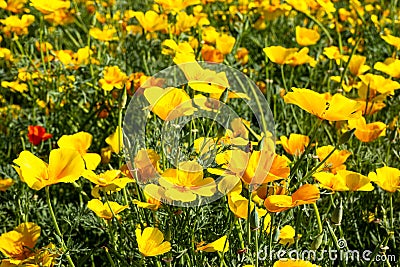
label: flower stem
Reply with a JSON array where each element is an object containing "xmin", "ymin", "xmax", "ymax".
[
  {"xmin": 45, "ymin": 186, "xmax": 75, "ymax": 267},
  {"xmin": 313, "ymin": 203, "xmax": 323, "ymax": 234}
]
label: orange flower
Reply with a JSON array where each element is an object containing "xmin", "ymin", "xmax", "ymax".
[
  {"xmin": 264, "ymin": 184, "xmax": 320, "ymax": 213},
  {"xmin": 197, "ymin": 235, "xmax": 229, "ymax": 253},
  {"xmin": 314, "ymin": 170, "xmax": 374, "ymax": 191},
  {"xmin": 316, "ymin": 145, "xmax": 351, "ymax": 174},
  {"xmin": 348, "ymin": 117, "xmax": 386, "ymax": 142},
  {"xmin": 279, "ymin": 133, "xmax": 310, "ymax": 156},
  {"xmin": 201, "ymin": 44, "xmax": 224, "ymax": 63},
  {"xmin": 99, "ymin": 66, "xmax": 127, "ymax": 91},
  {"xmin": 27, "ymin": 125, "xmax": 53, "ymax": 146},
  {"xmin": 0, "ymin": 178, "xmax": 14, "ymax": 192},
  {"xmin": 284, "ymin": 88, "xmax": 362, "ymax": 121},
  {"xmin": 295, "ymin": 26, "xmax": 320, "ymax": 46}
]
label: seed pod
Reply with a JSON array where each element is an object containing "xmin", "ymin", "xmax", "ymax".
[
  {"xmin": 250, "ymin": 207, "xmax": 259, "ymax": 231},
  {"xmin": 331, "ymin": 199, "xmax": 343, "ymax": 225},
  {"xmin": 311, "ymin": 231, "xmax": 324, "ymax": 250}
]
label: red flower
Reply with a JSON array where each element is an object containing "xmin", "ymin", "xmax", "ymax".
[{"xmin": 27, "ymin": 125, "xmax": 53, "ymax": 146}]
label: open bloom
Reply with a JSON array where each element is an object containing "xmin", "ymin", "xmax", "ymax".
[
  {"xmin": 278, "ymin": 225, "xmax": 296, "ymax": 246},
  {"xmin": 144, "ymin": 87, "xmax": 194, "ymax": 121},
  {"xmin": 264, "ymin": 46, "xmax": 315, "ymax": 66},
  {"xmin": 264, "ymin": 184, "xmax": 320, "ymax": 213},
  {"xmin": 89, "ymin": 25, "xmax": 118, "ymax": 42},
  {"xmin": 348, "ymin": 117, "xmax": 386, "ymax": 143},
  {"xmin": 197, "ymin": 235, "xmax": 229, "ymax": 252},
  {"xmin": 284, "ymin": 88, "xmax": 362, "ymax": 121},
  {"xmin": 314, "ymin": 170, "xmax": 374, "ymax": 191},
  {"xmin": 30, "ymin": 0, "xmax": 70, "ymax": 14},
  {"xmin": 368, "ymin": 166, "xmax": 400, "ymax": 193},
  {"xmin": 13, "ymin": 149, "xmax": 85, "ymax": 190},
  {"xmin": 316, "ymin": 145, "xmax": 351, "ymax": 174},
  {"xmin": 57, "ymin": 132, "xmax": 101, "ymax": 170},
  {"xmin": 87, "ymin": 199, "xmax": 128, "ymax": 220},
  {"xmin": 348, "ymin": 55, "xmax": 370, "ymax": 77},
  {"xmin": 133, "ymin": 10, "xmax": 168, "ymax": 33},
  {"xmin": 135, "ymin": 227, "xmax": 171, "ymax": 257},
  {"xmin": 27, "ymin": 125, "xmax": 52, "ymax": 146},
  {"xmin": 146, "ymin": 161, "xmax": 216, "ymax": 203},
  {"xmin": 374, "ymin": 58, "xmax": 400, "ymax": 78},
  {"xmin": 105, "ymin": 126, "xmax": 123, "ymax": 154},
  {"xmin": 99, "ymin": 66, "xmax": 127, "ymax": 91},
  {"xmin": 227, "ymin": 192, "xmax": 267, "ymax": 219},
  {"xmin": 0, "ymin": 222, "xmax": 40, "ymax": 261},
  {"xmin": 381, "ymin": 34, "xmax": 400, "ymax": 50},
  {"xmin": 134, "ymin": 149, "xmax": 161, "ymax": 183},
  {"xmin": 83, "ymin": 169, "xmax": 133, "ymax": 198}
]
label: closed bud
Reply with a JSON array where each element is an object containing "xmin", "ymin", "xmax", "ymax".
[
  {"xmin": 250, "ymin": 208, "xmax": 259, "ymax": 231},
  {"xmin": 219, "ymin": 88, "xmax": 229, "ymax": 103},
  {"xmin": 338, "ymin": 128, "xmax": 355, "ymax": 145}
]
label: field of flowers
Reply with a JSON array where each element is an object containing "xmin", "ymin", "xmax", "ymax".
[{"xmin": 0, "ymin": 0, "xmax": 400, "ymax": 266}]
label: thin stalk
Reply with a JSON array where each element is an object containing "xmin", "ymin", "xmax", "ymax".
[
  {"xmin": 313, "ymin": 203, "xmax": 323, "ymax": 234},
  {"xmin": 45, "ymin": 187, "xmax": 75, "ymax": 267}
]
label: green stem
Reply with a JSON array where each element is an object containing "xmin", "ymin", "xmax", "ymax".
[
  {"xmin": 313, "ymin": 203, "xmax": 323, "ymax": 234},
  {"xmin": 280, "ymin": 65, "xmax": 288, "ymax": 92},
  {"xmin": 45, "ymin": 187, "xmax": 75, "ymax": 267}
]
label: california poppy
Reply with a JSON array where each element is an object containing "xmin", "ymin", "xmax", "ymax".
[
  {"xmin": 27, "ymin": 125, "xmax": 52, "ymax": 146},
  {"xmin": 87, "ymin": 199, "xmax": 129, "ymax": 221},
  {"xmin": 368, "ymin": 166, "xmax": 400, "ymax": 193},
  {"xmin": 135, "ymin": 227, "xmax": 171, "ymax": 257}
]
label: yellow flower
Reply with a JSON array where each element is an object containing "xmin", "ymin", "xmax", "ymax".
[
  {"xmin": 0, "ymin": 14, "xmax": 35, "ymax": 36},
  {"xmin": 284, "ymin": 88, "xmax": 362, "ymax": 121},
  {"xmin": 161, "ymin": 39, "xmax": 196, "ymax": 64},
  {"xmin": 1, "ymin": 81, "xmax": 28, "ymax": 93},
  {"xmin": 135, "ymin": 227, "xmax": 171, "ymax": 257},
  {"xmin": 30, "ymin": 0, "xmax": 70, "ymax": 14},
  {"xmin": 105, "ymin": 126, "xmax": 123, "ymax": 154},
  {"xmin": 316, "ymin": 145, "xmax": 351, "ymax": 174},
  {"xmin": 0, "ymin": 178, "xmax": 13, "ymax": 192},
  {"xmin": 87, "ymin": 199, "xmax": 128, "ymax": 220},
  {"xmin": 152, "ymin": 161, "xmax": 216, "ymax": 202},
  {"xmin": 171, "ymin": 11, "xmax": 197, "ymax": 35},
  {"xmin": 314, "ymin": 170, "xmax": 374, "ymax": 192},
  {"xmin": 227, "ymin": 192, "xmax": 267, "ymax": 219},
  {"xmin": 295, "ymin": 26, "xmax": 320, "ymax": 46},
  {"xmin": 348, "ymin": 117, "xmax": 386, "ymax": 143},
  {"xmin": 358, "ymin": 74, "xmax": 400, "ymax": 96},
  {"xmin": 202, "ymin": 26, "xmax": 219, "ymax": 43},
  {"xmin": 278, "ymin": 225, "xmax": 296, "ymax": 246},
  {"xmin": 2, "ymin": 0, "xmax": 28, "ymax": 13},
  {"xmin": 144, "ymin": 86, "xmax": 194, "ymax": 121},
  {"xmin": 381, "ymin": 34, "xmax": 400, "ymax": 50},
  {"xmin": 99, "ymin": 66, "xmax": 127, "ymax": 91},
  {"xmin": 155, "ymin": 0, "xmax": 200, "ymax": 13},
  {"xmin": 134, "ymin": 149, "xmax": 160, "ymax": 183},
  {"xmin": 242, "ymin": 150, "xmax": 282, "ymax": 184},
  {"xmin": 374, "ymin": 58, "xmax": 400, "ymax": 78},
  {"xmin": 216, "ymin": 34, "xmax": 235, "ymax": 55},
  {"xmin": 369, "ymin": 166, "xmax": 400, "ymax": 193},
  {"xmin": 83, "ymin": 169, "xmax": 133, "ymax": 198},
  {"xmin": 279, "ymin": 134, "xmax": 310, "ymax": 156},
  {"xmin": 197, "ymin": 235, "xmax": 229, "ymax": 252},
  {"xmin": 133, "ymin": 194, "xmax": 162, "ymax": 211},
  {"xmin": 286, "ymin": 0, "xmax": 309, "ymax": 14},
  {"xmin": 0, "ymin": 48, "xmax": 14, "ymax": 61},
  {"xmin": 323, "ymin": 46, "xmax": 348, "ymax": 65},
  {"xmin": 264, "ymin": 184, "xmax": 320, "ymax": 213},
  {"xmin": 348, "ymin": 55, "xmax": 370, "ymax": 76},
  {"xmin": 89, "ymin": 25, "xmax": 118, "ymax": 42},
  {"xmin": 273, "ymin": 259, "xmax": 320, "ymax": 267},
  {"xmin": 13, "ymin": 149, "xmax": 85, "ymax": 190},
  {"xmin": 0, "ymin": 222, "xmax": 40, "ymax": 261},
  {"xmin": 264, "ymin": 46, "xmax": 316, "ymax": 66},
  {"xmin": 44, "ymin": 8, "xmax": 74, "ymax": 25},
  {"xmin": 133, "ymin": 10, "xmax": 168, "ymax": 33},
  {"xmin": 57, "ymin": 132, "xmax": 101, "ymax": 170}
]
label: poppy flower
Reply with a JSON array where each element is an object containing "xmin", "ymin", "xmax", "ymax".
[
  {"xmin": 313, "ymin": 170, "xmax": 374, "ymax": 191},
  {"xmin": 0, "ymin": 178, "xmax": 13, "ymax": 192},
  {"xmin": 135, "ymin": 227, "xmax": 171, "ymax": 257},
  {"xmin": 133, "ymin": 149, "xmax": 161, "ymax": 183},
  {"xmin": 216, "ymin": 34, "xmax": 236, "ymax": 55},
  {"xmin": 83, "ymin": 169, "xmax": 133, "ymax": 198},
  {"xmin": 348, "ymin": 117, "xmax": 386, "ymax": 142},
  {"xmin": 99, "ymin": 66, "xmax": 127, "ymax": 91},
  {"xmin": 30, "ymin": 0, "xmax": 70, "ymax": 14},
  {"xmin": 149, "ymin": 161, "xmax": 216, "ymax": 202},
  {"xmin": 27, "ymin": 125, "xmax": 53, "ymax": 146},
  {"xmin": 284, "ymin": 88, "xmax": 362, "ymax": 121},
  {"xmin": 295, "ymin": 26, "xmax": 320, "ymax": 46},
  {"xmin": 1, "ymin": 81, "xmax": 28, "ymax": 93},
  {"xmin": 144, "ymin": 87, "xmax": 194, "ymax": 121},
  {"xmin": 171, "ymin": 11, "xmax": 197, "ymax": 35},
  {"xmin": 133, "ymin": 10, "xmax": 168, "ymax": 33},
  {"xmin": 0, "ymin": 222, "xmax": 40, "ymax": 261},
  {"xmin": 264, "ymin": 46, "xmax": 315, "ymax": 66},
  {"xmin": 278, "ymin": 225, "xmax": 296, "ymax": 246},
  {"xmin": 57, "ymin": 132, "xmax": 101, "ymax": 170},
  {"xmin": 0, "ymin": 14, "xmax": 35, "ymax": 36},
  {"xmin": 374, "ymin": 58, "xmax": 400, "ymax": 78},
  {"xmin": 13, "ymin": 149, "xmax": 85, "ymax": 190},
  {"xmin": 155, "ymin": 0, "xmax": 200, "ymax": 13},
  {"xmin": 162, "ymin": 39, "xmax": 196, "ymax": 64},
  {"xmin": 105, "ymin": 126, "xmax": 123, "ymax": 154},
  {"xmin": 323, "ymin": 46, "xmax": 348, "ymax": 65},
  {"xmin": 358, "ymin": 74, "xmax": 400, "ymax": 96},
  {"xmin": 279, "ymin": 134, "xmax": 310, "ymax": 156},
  {"xmin": 197, "ymin": 235, "xmax": 229, "ymax": 253},
  {"xmin": 381, "ymin": 34, "xmax": 400, "ymax": 50},
  {"xmin": 87, "ymin": 199, "xmax": 128, "ymax": 221},
  {"xmin": 89, "ymin": 25, "xmax": 119, "ymax": 42},
  {"xmin": 264, "ymin": 184, "xmax": 320, "ymax": 213},
  {"xmin": 316, "ymin": 145, "xmax": 351, "ymax": 174},
  {"xmin": 133, "ymin": 194, "xmax": 162, "ymax": 211},
  {"xmin": 368, "ymin": 166, "xmax": 400, "ymax": 193},
  {"xmin": 348, "ymin": 55, "xmax": 370, "ymax": 76},
  {"xmin": 227, "ymin": 192, "xmax": 267, "ymax": 219}
]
